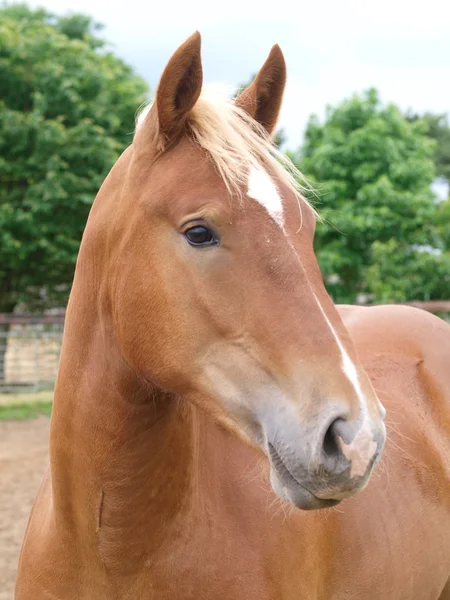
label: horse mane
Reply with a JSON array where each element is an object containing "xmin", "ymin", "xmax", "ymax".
[{"xmin": 135, "ymin": 85, "xmax": 316, "ymax": 217}]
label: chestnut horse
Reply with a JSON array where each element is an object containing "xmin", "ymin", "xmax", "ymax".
[{"xmin": 16, "ymin": 33, "xmax": 450, "ymax": 599}]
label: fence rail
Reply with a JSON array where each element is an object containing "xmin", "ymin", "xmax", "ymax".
[
  {"xmin": 400, "ymin": 300, "xmax": 450, "ymax": 313},
  {"xmin": 0, "ymin": 313, "xmax": 65, "ymax": 325},
  {"xmin": 0, "ymin": 302, "xmax": 449, "ymax": 393},
  {"xmin": 0, "ymin": 313, "xmax": 64, "ymax": 393}
]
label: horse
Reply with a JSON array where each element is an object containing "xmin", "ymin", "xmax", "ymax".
[{"xmin": 16, "ymin": 32, "xmax": 450, "ymax": 599}]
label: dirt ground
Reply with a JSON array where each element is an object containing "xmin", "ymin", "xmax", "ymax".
[{"xmin": 0, "ymin": 417, "xmax": 50, "ymax": 600}]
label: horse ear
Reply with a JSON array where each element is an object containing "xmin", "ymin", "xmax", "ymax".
[
  {"xmin": 144, "ymin": 32, "xmax": 203, "ymax": 150},
  {"xmin": 235, "ymin": 44, "xmax": 286, "ymax": 135}
]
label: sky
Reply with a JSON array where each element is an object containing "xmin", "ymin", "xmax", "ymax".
[{"xmin": 23, "ymin": 0, "xmax": 450, "ymax": 152}]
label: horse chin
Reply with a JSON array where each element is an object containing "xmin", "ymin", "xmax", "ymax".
[{"xmin": 269, "ymin": 466, "xmax": 341, "ymax": 511}]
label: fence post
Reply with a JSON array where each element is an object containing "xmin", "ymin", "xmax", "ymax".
[{"xmin": 33, "ymin": 329, "xmax": 39, "ymax": 392}]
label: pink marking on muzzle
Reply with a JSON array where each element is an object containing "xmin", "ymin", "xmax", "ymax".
[{"xmin": 337, "ymin": 419, "xmax": 378, "ymax": 478}]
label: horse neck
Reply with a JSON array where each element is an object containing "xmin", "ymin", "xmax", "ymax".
[{"xmin": 49, "ymin": 274, "xmax": 199, "ymax": 563}]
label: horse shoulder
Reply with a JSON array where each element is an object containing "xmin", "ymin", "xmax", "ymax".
[
  {"xmin": 338, "ymin": 303, "xmax": 450, "ymax": 501},
  {"xmin": 337, "ymin": 304, "xmax": 450, "ymax": 387}
]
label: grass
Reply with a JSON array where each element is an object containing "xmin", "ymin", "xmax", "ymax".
[
  {"xmin": 0, "ymin": 391, "xmax": 53, "ymax": 421},
  {"xmin": 0, "ymin": 400, "xmax": 53, "ymax": 420}
]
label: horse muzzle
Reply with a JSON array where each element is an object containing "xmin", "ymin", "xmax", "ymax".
[{"xmin": 265, "ymin": 409, "xmax": 386, "ymax": 510}]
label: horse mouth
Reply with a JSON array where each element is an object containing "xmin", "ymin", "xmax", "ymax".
[{"xmin": 268, "ymin": 442, "xmax": 341, "ymax": 510}]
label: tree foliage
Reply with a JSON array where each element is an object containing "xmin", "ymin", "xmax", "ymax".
[
  {"xmin": 406, "ymin": 111, "xmax": 450, "ymax": 185},
  {"xmin": 292, "ymin": 89, "xmax": 450, "ymax": 303},
  {"xmin": 0, "ymin": 4, "xmax": 148, "ymax": 312}
]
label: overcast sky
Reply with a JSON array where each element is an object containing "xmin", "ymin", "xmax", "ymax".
[{"xmin": 24, "ymin": 0, "xmax": 450, "ymax": 151}]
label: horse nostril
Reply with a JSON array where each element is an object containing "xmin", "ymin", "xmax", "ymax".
[{"xmin": 322, "ymin": 417, "xmax": 346, "ymax": 459}]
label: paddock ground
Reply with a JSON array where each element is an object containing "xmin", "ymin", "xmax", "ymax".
[{"xmin": 0, "ymin": 417, "xmax": 50, "ymax": 600}]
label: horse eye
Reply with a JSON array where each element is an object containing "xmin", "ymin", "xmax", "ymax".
[{"xmin": 184, "ymin": 225, "xmax": 219, "ymax": 247}]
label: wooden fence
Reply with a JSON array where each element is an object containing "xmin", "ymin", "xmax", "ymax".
[
  {"xmin": 0, "ymin": 312, "xmax": 64, "ymax": 393},
  {"xmin": 399, "ymin": 300, "xmax": 450, "ymax": 313}
]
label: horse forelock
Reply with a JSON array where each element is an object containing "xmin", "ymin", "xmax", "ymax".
[{"xmin": 135, "ymin": 84, "xmax": 319, "ymax": 229}]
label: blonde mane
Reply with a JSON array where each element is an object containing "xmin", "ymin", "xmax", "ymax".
[{"xmin": 136, "ymin": 85, "xmax": 316, "ymax": 223}]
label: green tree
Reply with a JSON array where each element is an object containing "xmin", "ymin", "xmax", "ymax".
[
  {"xmin": 436, "ymin": 199, "xmax": 450, "ymax": 249},
  {"xmin": 291, "ymin": 89, "xmax": 450, "ymax": 304},
  {"xmin": 0, "ymin": 4, "xmax": 148, "ymax": 312},
  {"xmin": 406, "ymin": 111, "xmax": 450, "ymax": 185},
  {"xmin": 365, "ymin": 239, "xmax": 450, "ymax": 303},
  {"xmin": 0, "ymin": 4, "xmax": 148, "ymax": 378}
]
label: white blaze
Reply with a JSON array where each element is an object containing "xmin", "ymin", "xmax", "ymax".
[
  {"xmin": 313, "ymin": 293, "xmax": 365, "ymax": 405},
  {"xmin": 313, "ymin": 294, "xmax": 377, "ymax": 477},
  {"xmin": 247, "ymin": 166, "xmax": 284, "ymax": 228}
]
